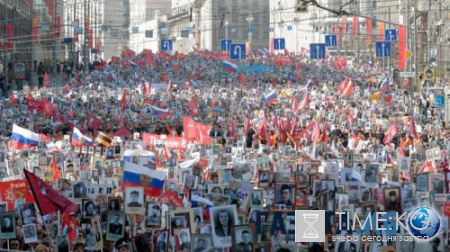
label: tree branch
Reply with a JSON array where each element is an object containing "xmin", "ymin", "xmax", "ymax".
[{"xmin": 300, "ymin": 0, "xmax": 355, "ymax": 16}]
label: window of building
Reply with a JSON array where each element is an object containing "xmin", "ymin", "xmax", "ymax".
[
  {"xmin": 242, "ymin": 27, "xmax": 247, "ymax": 40},
  {"xmin": 232, "ymin": 0, "xmax": 238, "ymax": 22}
]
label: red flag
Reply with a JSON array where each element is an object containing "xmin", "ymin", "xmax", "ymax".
[
  {"xmin": 445, "ymin": 203, "xmax": 450, "ymax": 217},
  {"xmin": 365, "ymin": 18, "xmax": 372, "ymax": 42},
  {"xmin": 61, "ymin": 212, "xmax": 78, "ymax": 243},
  {"xmin": 398, "ymin": 25, "xmax": 407, "ymax": 70},
  {"xmin": 167, "ymin": 80, "xmax": 173, "ymax": 92},
  {"xmin": 120, "ymin": 89, "xmax": 127, "ymax": 108},
  {"xmin": 24, "ymin": 169, "xmax": 79, "ymax": 215},
  {"xmin": 51, "ymin": 157, "xmax": 61, "ymax": 182},
  {"xmin": 418, "ymin": 161, "xmax": 435, "ymax": 173},
  {"xmin": 6, "ymin": 23, "xmax": 13, "ymax": 52},
  {"xmin": 353, "ymin": 16, "xmax": 358, "ymax": 38},
  {"xmin": 341, "ymin": 80, "xmax": 354, "ymax": 98},
  {"xmin": 409, "ymin": 116, "xmax": 419, "ymax": 140},
  {"xmin": 44, "ymin": 72, "xmax": 49, "ymax": 87},
  {"xmin": 157, "ymin": 190, "xmax": 183, "ymax": 207},
  {"xmin": 298, "ymin": 94, "xmax": 310, "ymax": 110},
  {"xmin": 398, "ymin": 138, "xmax": 404, "ymax": 157},
  {"xmin": 383, "ymin": 123, "xmax": 399, "ymax": 144},
  {"xmin": 40, "ymin": 134, "xmax": 51, "ymax": 142},
  {"xmin": 40, "ymin": 98, "xmax": 55, "ymax": 116},
  {"xmin": 9, "ymin": 93, "xmax": 16, "ymax": 106},
  {"xmin": 291, "ymin": 97, "xmax": 298, "ymax": 112},
  {"xmin": 182, "ymin": 116, "xmax": 212, "ymax": 144}
]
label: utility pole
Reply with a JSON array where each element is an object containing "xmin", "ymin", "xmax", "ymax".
[{"xmin": 427, "ymin": 0, "xmax": 432, "ymax": 64}]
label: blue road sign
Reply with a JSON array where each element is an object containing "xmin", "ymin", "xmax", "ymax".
[
  {"xmin": 325, "ymin": 34, "xmax": 337, "ymax": 47},
  {"xmin": 161, "ymin": 39, "xmax": 173, "ymax": 51},
  {"xmin": 309, "ymin": 43, "xmax": 326, "ymax": 59},
  {"xmin": 230, "ymin": 43, "xmax": 246, "ymax": 60},
  {"xmin": 269, "ymin": 27, "xmax": 274, "ymax": 32},
  {"xmin": 221, "ymin": 39, "xmax": 232, "ymax": 52},
  {"xmin": 375, "ymin": 41, "xmax": 391, "ymax": 58},
  {"xmin": 248, "ymin": 28, "xmax": 253, "ymax": 33},
  {"xmin": 274, "ymin": 38, "xmax": 285, "ymax": 50},
  {"xmin": 287, "ymin": 25, "xmax": 292, "ymax": 31},
  {"xmin": 385, "ymin": 29, "xmax": 397, "ymax": 41}
]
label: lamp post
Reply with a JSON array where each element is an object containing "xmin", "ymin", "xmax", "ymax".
[
  {"xmin": 246, "ymin": 15, "xmax": 253, "ymax": 45},
  {"xmin": 225, "ymin": 20, "xmax": 229, "ymax": 40}
]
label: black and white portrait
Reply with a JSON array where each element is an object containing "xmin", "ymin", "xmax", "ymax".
[
  {"xmin": 398, "ymin": 157, "xmax": 410, "ymax": 173},
  {"xmin": 210, "ymin": 205, "xmax": 238, "ymax": 247},
  {"xmin": 20, "ymin": 203, "xmax": 37, "ymax": 225},
  {"xmin": 108, "ymin": 197, "xmax": 121, "ymax": 211},
  {"xmin": 183, "ymin": 174, "xmax": 198, "ymax": 190},
  {"xmin": 153, "ymin": 230, "xmax": 169, "ymax": 252},
  {"xmin": 251, "ymin": 190, "xmax": 263, "ymax": 207},
  {"xmin": 145, "ymin": 203, "xmax": 161, "ymax": 226},
  {"xmin": 259, "ymin": 171, "xmax": 269, "ymax": 188},
  {"xmin": 364, "ymin": 164, "xmax": 379, "ymax": 183},
  {"xmin": 125, "ymin": 187, "xmax": 144, "ymax": 215},
  {"xmin": 82, "ymin": 200, "xmax": 97, "ymax": 219},
  {"xmin": 23, "ymin": 224, "xmax": 37, "ymax": 244},
  {"xmin": 232, "ymin": 225, "xmax": 254, "ymax": 252},
  {"xmin": 0, "ymin": 212, "xmax": 16, "ymax": 239},
  {"xmin": 219, "ymin": 169, "xmax": 232, "ymax": 185},
  {"xmin": 275, "ymin": 183, "xmax": 295, "ymax": 209},
  {"xmin": 191, "ymin": 234, "xmax": 212, "ymax": 252},
  {"xmin": 72, "ymin": 181, "xmax": 88, "ymax": 199},
  {"xmin": 106, "ymin": 211, "xmax": 125, "ymax": 241}
]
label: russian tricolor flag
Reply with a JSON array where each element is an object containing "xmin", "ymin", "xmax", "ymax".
[
  {"xmin": 122, "ymin": 162, "xmax": 166, "ymax": 197},
  {"xmin": 265, "ymin": 90, "xmax": 277, "ymax": 105},
  {"xmin": 380, "ymin": 77, "xmax": 389, "ymax": 92},
  {"xmin": 72, "ymin": 127, "xmax": 94, "ymax": 147},
  {"xmin": 150, "ymin": 105, "xmax": 173, "ymax": 118},
  {"xmin": 46, "ymin": 141, "xmax": 62, "ymax": 153},
  {"xmin": 9, "ymin": 124, "xmax": 40, "ymax": 149},
  {"xmin": 223, "ymin": 60, "xmax": 238, "ymax": 72}
]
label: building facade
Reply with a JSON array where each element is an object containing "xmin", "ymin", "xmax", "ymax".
[
  {"xmin": 62, "ymin": 0, "xmax": 130, "ymax": 63},
  {"xmin": 1, "ymin": 0, "xmax": 33, "ymax": 85}
]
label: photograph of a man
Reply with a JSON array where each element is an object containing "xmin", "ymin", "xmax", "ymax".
[
  {"xmin": 127, "ymin": 190, "xmax": 143, "ymax": 207},
  {"xmin": 236, "ymin": 229, "xmax": 253, "ymax": 252},
  {"xmin": 108, "ymin": 214, "xmax": 123, "ymax": 235},
  {"xmin": 276, "ymin": 184, "xmax": 293, "ymax": 207}
]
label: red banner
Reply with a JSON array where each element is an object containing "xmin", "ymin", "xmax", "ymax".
[
  {"xmin": 353, "ymin": 16, "xmax": 358, "ymax": 38},
  {"xmin": 142, "ymin": 133, "xmax": 188, "ymax": 150},
  {"xmin": 157, "ymin": 190, "xmax": 183, "ymax": 207},
  {"xmin": 398, "ymin": 25, "xmax": 407, "ymax": 70},
  {"xmin": 56, "ymin": 16, "xmax": 61, "ymax": 39},
  {"xmin": 365, "ymin": 18, "xmax": 372, "ymax": 42},
  {"xmin": 445, "ymin": 202, "xmax": 450, "ymax": 217},
  {"xmin": 7, "ymin": 23, "xmax": 13, "ymax": 52},
  {"xmin": 0, "ymin": 180, "xmax": 34, "ymax": 211},
  {"xmin": 334, "ymin": 25, "xmax": 339, "ymax": 46}
]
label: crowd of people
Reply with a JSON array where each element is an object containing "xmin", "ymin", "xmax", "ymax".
[{"xmin": 0, "ymin": 46, "xmax": 448, "ymax": 252}]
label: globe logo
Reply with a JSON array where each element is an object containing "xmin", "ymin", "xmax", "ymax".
[{"xmin": 407, "ymin": 206, "xmax": 441, "ymax": 240}]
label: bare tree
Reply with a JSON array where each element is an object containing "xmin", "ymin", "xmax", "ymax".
[{"xmin": 299, "ymin": 0, "xmax": 355, "ymax": 16}]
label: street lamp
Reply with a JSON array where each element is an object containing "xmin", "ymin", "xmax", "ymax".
[
  {"xmin": 246, "ymin": 15, "xmax": 253, "ymax": 44},
  {"xmin": 225, "ymin": 20, "xmax": 229, "ymax": 40}
]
